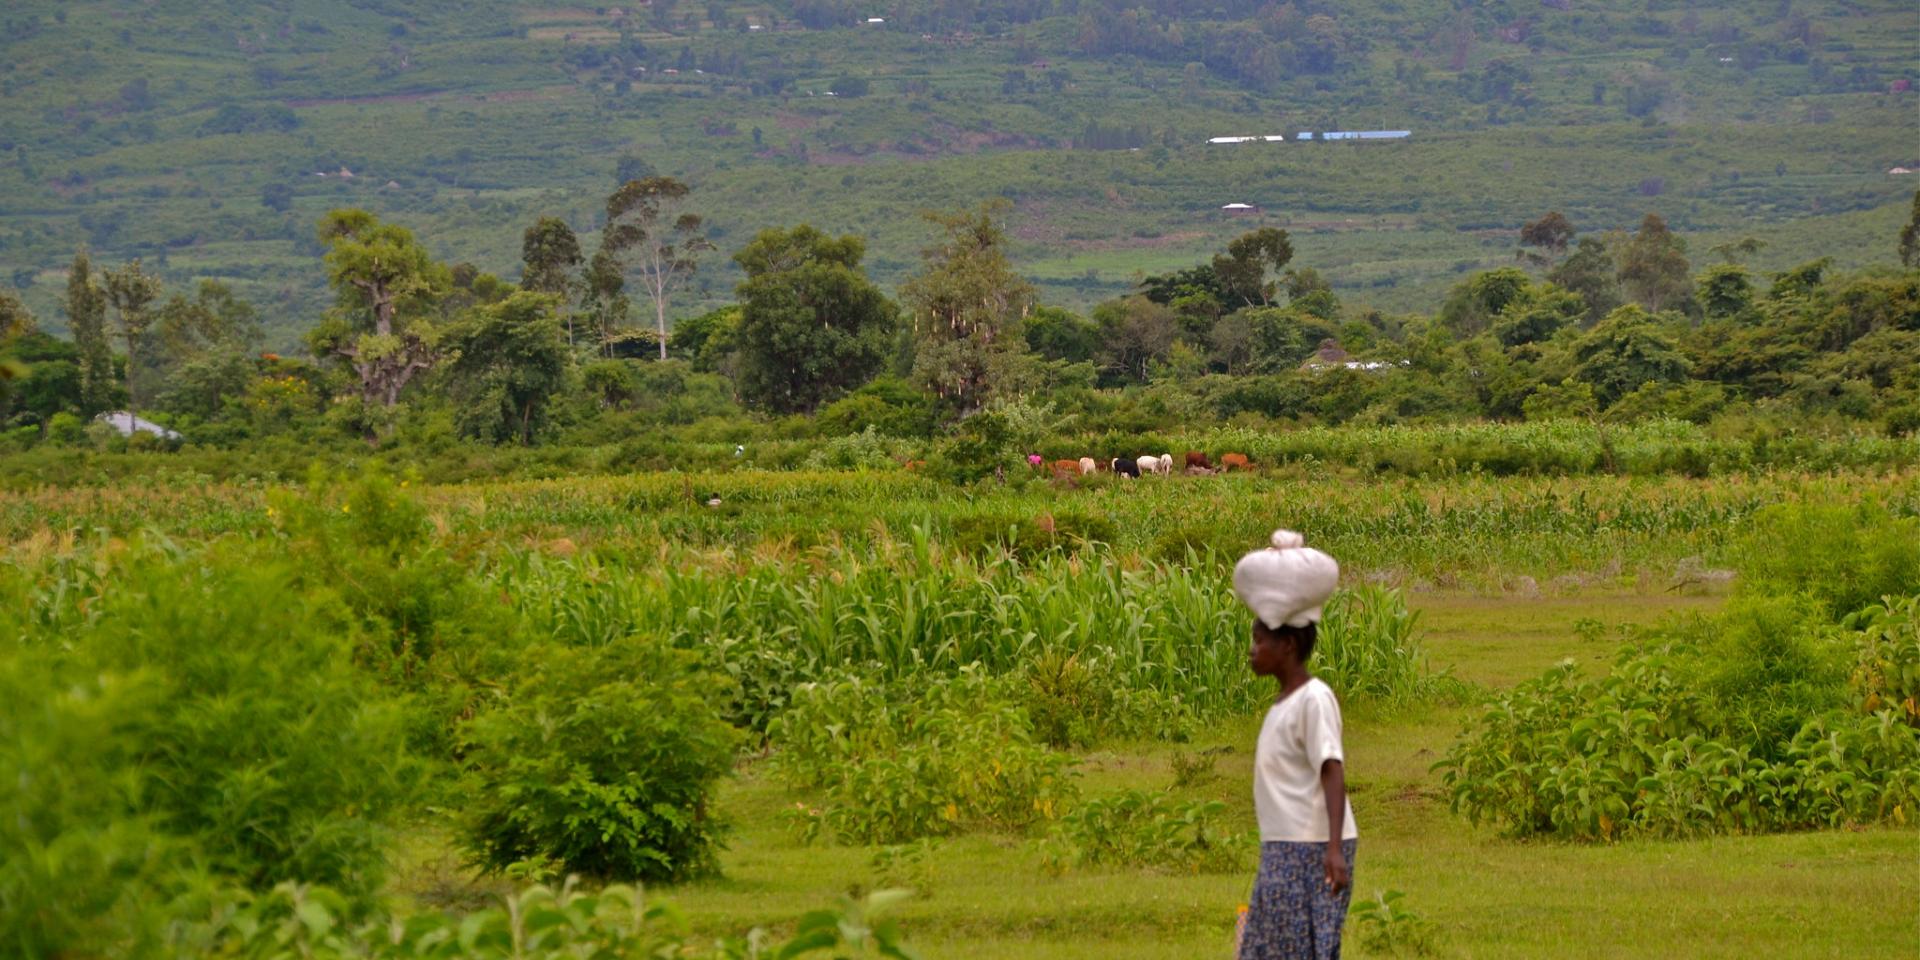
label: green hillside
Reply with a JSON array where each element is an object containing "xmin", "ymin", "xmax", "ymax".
[{"xmin": 1, "ymin": 0, "xmax": 1914, "ymax": 345}]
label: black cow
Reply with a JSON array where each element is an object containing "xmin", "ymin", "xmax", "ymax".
[{"xmin": 1111, "ymin": 457, "xmax": 1140, "ymax": 478}]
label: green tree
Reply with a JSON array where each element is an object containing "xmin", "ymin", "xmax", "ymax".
[
  {"xmin": 734, "ymin": 225, "xmax": 898, "ymax": 414},
  {"xmin": 520, "ymin": 216, "xmax": 583, "ymax": 306},
  {"xmin": 1493, "ymin": 282, "xmax": 1586, "ymax": 347},
  {"xmin": 63, "ymin": 253, "xmax": 115, "ymax": 416},
  {"xmin": 902, "ymin": 202, "xmax": 1036, "ymax": 415},
  {"xmin": 151, "ymin": 281, "xmax": 263, "ymax": 418},
  {"xmin": 1615, "ymin": 213, "xmax": 1693, "ymax": 313},
  {"xmin": 1547, "ymin": 237, "xmax": 1622, "ymax": 325},
  {"xmin": 1023, "ymin": 304, "xmax": 1100, "ymax": 364},
  {"xmin": 1696, "ymin": 264, "xmax": 1756, "ymax": 321},
  {"xmin": 1572, "ymin": 305, "xmax": 1691, "ymax": 406},
  {"xmin": 102, "ymin": 259, "xmax": 163, "ymax": 418},
  {"xmin": 1440, "ymin": 266, "xmax": 1531, "ymax": 337},
  {"xmin": 1092, "ymin": 296, "xmax": 1177, "ymax": 383},
  {"xmin": 1900, "ymin": 190, "xmax": 1920, "ymax": 268},
  {"xmin": 581, "ymin": 245, "xmax": 631, "ymax": 358},
  {"xmin": 603, "ymin": 176, "xmax": 713, "ymax": 361},
  {"xmin": 0, "ymin": 289, "xmax": 31, "ymax": 412},
  {"xmin": 307, "ymin": 210, "xmax": 452, "ymax": 420},
  {"xmin": 1518, "ymin": 211, "xmax": 1575, "ymax": 268},
  {"xmin": 1211, "ymin": 227, "xmax": 1295, "ymax": 307},
  {"xmin": 446, "ymin": 291, "xmax": 570, "ymax": 444}
]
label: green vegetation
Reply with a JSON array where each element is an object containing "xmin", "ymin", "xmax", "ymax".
[{"xmin": 4, "ymin": 3, "xmax": 1919, "ymax": 955}]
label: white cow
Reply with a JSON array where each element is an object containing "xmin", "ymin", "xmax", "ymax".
[{"xmin": 1078, "ymin": 456, "xmax": 1098, "ymax": 475}]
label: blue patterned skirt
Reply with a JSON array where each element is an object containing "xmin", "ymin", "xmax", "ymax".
[{"xmin": 1237, "ymin": 839, "xmax": 1357, "ymax": 960}]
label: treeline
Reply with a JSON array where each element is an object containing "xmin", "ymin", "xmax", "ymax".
[{"xmin": 4, "ymin": 182, "xmax": 1919, "ymax": 460}]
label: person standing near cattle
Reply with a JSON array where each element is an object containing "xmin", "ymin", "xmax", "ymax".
[{"xmin": 1231, "ymin": 530, "xmax": 1355, "ymax": 960}]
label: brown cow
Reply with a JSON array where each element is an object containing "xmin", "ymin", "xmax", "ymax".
[
  {"xmin": 1221, "ymin": 453, "xmax": 1250, "ymax": 472},
  {"xmin": 1051, "ymin": 459, "xmax": 1081, "ymax": 479},
  {"xmin": 1185, "ymin": 451, "xmax": 1212, "ymax": 470}
]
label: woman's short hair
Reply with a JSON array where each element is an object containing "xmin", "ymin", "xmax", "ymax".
[{"xmin": 1256, "ymin": 620, "xmax": 1319, "ymax": 661}]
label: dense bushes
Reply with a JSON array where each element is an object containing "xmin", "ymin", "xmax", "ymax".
[
  {"xmin": 1439, "ymin": 503, "xmax": 1920, "ymax": 841},
  {"xmin": 0, "ymin": 549, "xmax": 418, "ymax": 955},
  {"xmin": 771, "ymin": 671, "xmax": 1077, "ymax": 844},
  {"xmin": 458, "ymin": 639, "xmax": 742, "ymax": 882}
]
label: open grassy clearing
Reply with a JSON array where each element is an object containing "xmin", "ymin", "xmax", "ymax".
[{"xmin": 382, "ymin": 588, "xmax": 1918, "ymax": 958}]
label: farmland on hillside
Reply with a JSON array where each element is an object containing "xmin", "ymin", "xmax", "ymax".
[{"xmin": 1, "ymin": 0, "xmax": 1914, "ymax": 340}]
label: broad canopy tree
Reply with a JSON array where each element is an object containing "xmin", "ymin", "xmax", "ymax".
[
  {"xmin": 734, "ymin": 225, "xmax": 898, "ymax": 414},
  {"xmin": 1212, "ymin": 227, "xmax": 1295, "ymax": 308},
  {"xmin": 602, "ymin": 176, "xmax": 713, "ymax": 361},
  {"xmin": 102, "ymin": 258, "xmax": 162, "ymax": 417},
  {"xmin": 63, "ymin": 250, "xmax": 117, "ymax": 415},
  {"xmin": 307, "ymin": 209, "xmax": 452, "ymax": 420},
  {"xmin": 902, "ymin": 202, "xmax": 1036, "ymax": 415},
  {"xmin": 446, "ymin": 290, "xmax": 570, "ymax": 444}
]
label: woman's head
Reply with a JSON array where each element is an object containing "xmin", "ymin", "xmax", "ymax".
[{"xmin": 1249, "ymin": 619, "xmax": 1318, "ymax": 677}]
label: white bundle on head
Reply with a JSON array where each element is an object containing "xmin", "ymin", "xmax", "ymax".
[{"xmin": 1232, "ymin": 529, "xmax": 1340, "ymax": 629}]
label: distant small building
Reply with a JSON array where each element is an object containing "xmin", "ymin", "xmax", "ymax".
[
  {"xmin": 1221, "ymin": 202, "xmax": 1259, "ymax": 215},
  {"xmin": 1208, "ymin": 136, "xmax": 1257, "ymax": 144},
  {"xmin": 96, "ymin": 412, "xmax": 181, "ymax": 440},
  {"xmin": 1300, "ymin": 340, "xmax": 1407, "ymax": 373},
  {"xmin": 865, "ymin": 17, "xmax": 886, "ymax": 24},
  {"xmin": 1892, "ymin": 167, "xmax": 1914, "ymax": 175}
]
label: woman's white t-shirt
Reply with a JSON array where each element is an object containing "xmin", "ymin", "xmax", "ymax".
[{"xmin": 1254, "ymin": 677, "xmax": 1359, "ymax": 842}]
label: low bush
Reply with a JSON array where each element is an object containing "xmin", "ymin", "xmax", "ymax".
[
  {"xmin": 167, "ymin": 879, "xmax": 921, "ymax": 959},
  {"xmin": 0, "ymin": 546, "xmax": 417, "ymax": 929},
  {"xmin": 1730, "ymin": 501, "xmax": 1920, "ymax": 618},
  {"xmin": 1437, "ymin": 595, "xmax": 1920, "ymax": 840},
  {"xmin": 1043, "ymin": 789, "xmax": 1246, "ymax": 874},
  {"xmin": 771, "ymin": 670, "xmax": 1077, "ymax": 844},
  {"xmin": 458, "ymin": 638, "xmax": 742, "ymax": 882},
  {"xmin": 1021, "ymin": 651, "xmax": 1193, "ymax": 748}
]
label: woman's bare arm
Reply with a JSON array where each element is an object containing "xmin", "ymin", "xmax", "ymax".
[{"xmin": 1320, "ymin": 759, "xmax": 1350, "ymax": 892}]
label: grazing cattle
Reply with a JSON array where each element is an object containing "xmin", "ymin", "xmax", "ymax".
[
  {"xmin": 1112, "ymin": 457, "xmax": 1140, "ymax": 478},
  {"xmin": 1050, "ymin": 459, "xmax": 1080, "ymax": 478},
  {"xmin": 1221, "ymin": 453, "xmax": 1250, "ymax": 472},
  {"xmin": 1136, "ymin": 454, "xmax": 1163, "ymax": 475},
  {"xmin": 1185, "ymin": 451, "xmax": 1212, "ymax": 470},
  {"xmin": 1185, "ymin": 465, "xmax": 1217, "ymax": 476},
  {"xmin": 1078, "ymin": 457, "xmax": 1098, "ymax": 475},
  {"xmin": 1157, "ymin": 453, "xmax": 1174, "ymax": 475}
]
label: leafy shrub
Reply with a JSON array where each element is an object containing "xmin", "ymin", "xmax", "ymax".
[
  {"xmin": 1349, "ymin": 889, "xmax": 1440, "ymax": 957},
  {"xmin": 1438, "ymin": 597, "xmax": 1920, "ymax": 840},
  {"xmin": 0, "ymin": 656, "xmax": 188, "ymax": 959},
  {"xmin": 459, "ymin": 638, "xmax": 742, "ymax": 882},
  {"xmin": 170, "ymin": 879, "xmax": 921, "ymax": 959},
  {"xmin": 1043, "ymin": 789, "xmax": 1246, "ymax": 874},
  {"xmin": 770, "ymin": 671, "xmax": 1077, "ymax": 844},
  {"xmin": 1731, "ymin": 502, "xmax": 1920, "ymax": 618},
  {"xmin": 1849, "ymin": 596, "xmax": 1920, "ymax": 727},
  {"xmin": 271, "ymin": 468, "xmax": 511, "ymax": 758},
  {"xmin": 1021, "ymin": 651, "xmax": 1193, "ymax": 748},
  {"xmin": 1, "ymin": 548, "xmax": 417, "ymax": 908}
]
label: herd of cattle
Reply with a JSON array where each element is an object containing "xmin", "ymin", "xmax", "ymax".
[{"xmin": 1031, "ymin": 451, "xmax": 1251, "ymax": 478}]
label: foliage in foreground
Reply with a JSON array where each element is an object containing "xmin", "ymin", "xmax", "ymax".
[{"xmin": 173, "ymin": 880, "xmax": 918, "ymax": 960}]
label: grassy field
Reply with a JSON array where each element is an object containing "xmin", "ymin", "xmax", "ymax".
[{"xmin": 383, "ymin": 588, "xmax": 1919, "ymax": 958}]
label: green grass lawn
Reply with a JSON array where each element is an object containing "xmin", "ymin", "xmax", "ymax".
[{"xmin": 389, "ymin": 587, "xmax": 1919, "ymax": 957}]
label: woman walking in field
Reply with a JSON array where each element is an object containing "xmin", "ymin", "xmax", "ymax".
[{"xmin": 1233, "ymin": 530, "xmax": 1356, "ymax": 960}]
